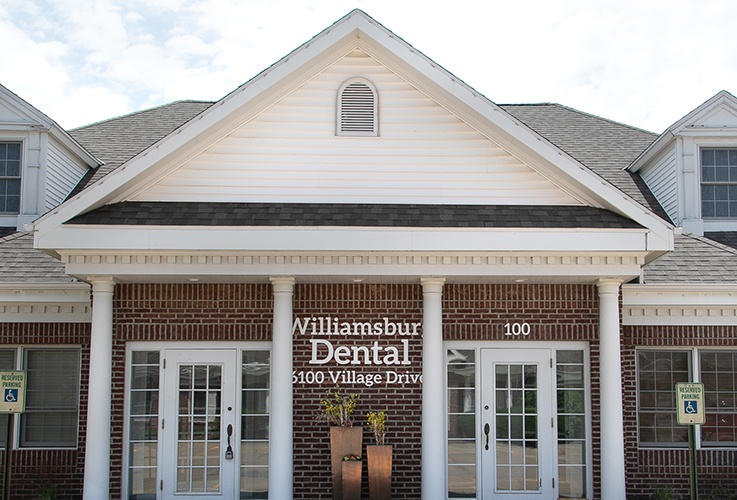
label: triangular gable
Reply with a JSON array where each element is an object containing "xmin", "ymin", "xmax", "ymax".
[
  {"xmin": 131, "ymin": 48, "xmax": 580, "ymax": 206},
  {"xmin": 629, "ymin": 90, "xmax": 737, "ymax": 171},
  {"xmin": 33, "ymin": 9, "xmax": 672, "ymax": 252},
  {"xmin": 0, "ymin": 84, "xmax": 100, "ymax": 167}
]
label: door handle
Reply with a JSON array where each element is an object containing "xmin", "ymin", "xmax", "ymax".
[
  {"xmin": 484, "ymin": 423, "xmax": 490, "ymax": 450},
  {"xmin": 225, "ymin": 423, "xmax": 234, "ymax": 460}
]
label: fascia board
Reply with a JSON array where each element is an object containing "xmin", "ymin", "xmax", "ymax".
[
  {"xmin": 40, "ymin": 224, "xmax": 654, "ymax": 254},
  {"xmin": 0, "ymin": 283, "xmax": 90, "ymax": 303},
  {"xmin": 623, "ymin": 283, "xmax": 737, "ymax": 304}
]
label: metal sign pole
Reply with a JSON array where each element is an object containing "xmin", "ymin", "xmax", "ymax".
[
  {"xmin": 2, "ymin": 413, "xmax": 11, "ymax": 500},
  {"xmin": 689, "ymin": 424, "xmax": 698, "ymax": 500}
]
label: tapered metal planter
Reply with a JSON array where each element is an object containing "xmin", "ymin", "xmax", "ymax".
[
  {"xmin": 367, "ymin": 445, "xmax": 392, "ymax": 500},
  {"xmin": 341, "ymin": 459, "xmax": 363, "ymax": 500},
  {"xmin": 330, "ymin": 426, "xmax": 363, "ymax": 500}
]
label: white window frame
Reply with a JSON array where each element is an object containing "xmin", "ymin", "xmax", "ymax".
[{"xmin": 700, "ymin": 147, "xmax": 737, "ymax": 221}]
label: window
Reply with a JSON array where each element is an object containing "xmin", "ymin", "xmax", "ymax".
[
  {"xmin": 0, "ymin": 142, "xmax": 21, "ymax": 214},
  {"xmin": 0, "ymin": 347, "xmax": 80, "ymax": 448},
  {"xmin": 637, "ymin": 349, "xmax": 737, "ymax": 448},
  {"xmin": 701, "ymin": 149, "xmax": 737, "ymax": 218},
  {"xmin": 446, "ymin": 349, "xmax": 476, "ymax": 498},
  {"xmin": 337, "ymin": 78, "xmax": 378, "ymax": 137}
]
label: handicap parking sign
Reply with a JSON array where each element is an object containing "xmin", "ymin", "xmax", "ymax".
[
  {"xmin": 676, "ymin": 382, "xmax": 705, "ymax": 425},
  {"xmin": 0, "ymin": 371, "xmax": 26, "ymax": 413}
]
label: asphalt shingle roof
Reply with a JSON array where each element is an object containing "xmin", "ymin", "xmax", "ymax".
[
  {"xmin": 68, "ymin": 100, "xmax": 213, "ymax": 196},
  {"xmin": 4, "ymin": 99, "xmax": 730, "ymax": 285},
  {"xmin": 67, "ymin": 202, "xmax": 642, "ymax": 229},
  {"xmin": 0, "ymin": 232, "xmax": 74, "ymax": 283},
  {"xmin": 642, "ymin": 233, "xmax": 737, "ymax": 283},
  {"xmin": 500, "ymin": 104, "xmax": 667, "ymax": 221}
]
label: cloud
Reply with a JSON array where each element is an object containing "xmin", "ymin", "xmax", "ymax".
[{"xmin": 2, "ymin": 0, "xmax": 737, "ymax": 131}]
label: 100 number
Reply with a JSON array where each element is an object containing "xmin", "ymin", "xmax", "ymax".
[{"xmin": 504, "ymin": 322, "xmax": 531, "ymax": 336}]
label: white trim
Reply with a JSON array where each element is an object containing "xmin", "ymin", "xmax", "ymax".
[
  {"xmin": 622, "ymin": 284, "xmax": 737, "ymax": 325},
  {"xmin": 0, "ymin": 283, "xmax": 91, "ymax": 323}
]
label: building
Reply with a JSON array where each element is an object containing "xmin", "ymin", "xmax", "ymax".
[{"xmin": 1, "ymin": 9, "xmax": 736, "ymax": 500}]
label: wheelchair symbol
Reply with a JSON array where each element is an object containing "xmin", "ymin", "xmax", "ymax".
[
  {"xmin": 684, "ymin": 400, "xmax": 698, "ymax": 414},
  {"xmin": 3, "ymin": 389, "xmax": 17, "ymax": 403}
]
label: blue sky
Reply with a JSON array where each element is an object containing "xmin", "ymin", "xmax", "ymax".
[{"xmin": 2, "ymin": 0, "xmax": 736, "ymax": 132}]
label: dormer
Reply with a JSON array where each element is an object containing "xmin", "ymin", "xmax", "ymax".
[
  {"xmin": 0, "ymin": 84, "xmax": 100, "ymax": 232},
  {"xmin": 629, "ymin": 90, "xmax": 737, "ymax": 235}
]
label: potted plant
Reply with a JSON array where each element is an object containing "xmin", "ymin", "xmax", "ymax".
[
  {"xmin": 366, "ymin": 410, "xmax": 392, "ymax": 500},
  {"xmin": 320, "ymin": 386, "xmax": 362, "ymax": 500},
  {"xmin": 341, "ymin": 453, "xmax": 363, "ymax": 500}
]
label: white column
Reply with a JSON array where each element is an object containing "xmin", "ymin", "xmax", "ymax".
[
  {"xmin": 269, "ymin": 277, "xmax": 295, "ymax": 500},
  {"xmin": 598, "ymin": 279, "xmax": 626, "ymax": 500},
  {"xmin": 83, "ymin": 278, "xmax": 115, "ymax": 500},
  {"xmin": 421, "ymin": 277, "xmax": 446, "ymax": 500}
]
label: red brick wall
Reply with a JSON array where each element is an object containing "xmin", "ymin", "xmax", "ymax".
[
  {"xmin": 622, "ymin": 324, "xmax": 737, "ymax": 499},
  {"xmin": 292, "ymin": 284, "xmax": 424, "ymax": 499},
  {"xmin": 14, "ymin": 284, "xmax": 735, "ymax": 500},
  {"xmin": 0, "ymin": 322, "xmax": 90, "ymax": 500}
]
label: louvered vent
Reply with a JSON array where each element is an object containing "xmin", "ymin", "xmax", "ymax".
[{"xmin": 337, "ymin": 79, "xmax": 378, "ymax": 136}]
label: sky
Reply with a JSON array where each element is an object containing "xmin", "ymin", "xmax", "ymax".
[{"xmin": 1, "ymin": 0, "xmax": 736, "ymax": 132}]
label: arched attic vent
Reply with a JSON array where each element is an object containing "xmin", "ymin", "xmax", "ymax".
[{"xmin": 336, "ymin": 78, "xmax": 378, "ymax": 137}]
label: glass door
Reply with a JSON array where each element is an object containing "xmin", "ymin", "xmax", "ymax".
[
  {"xmin": 161, "ymin": 349, "xmax": 239, "ymax": 499},
  {"xmin": 481, "ymin": 349, "xmax": 555, "ymax": 499}
]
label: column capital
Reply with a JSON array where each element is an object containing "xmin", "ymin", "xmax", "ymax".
[
  {"xmin": 270, "ymin": 276, "xmax": 295, "ymax": 294},
  {"xmin": 420, "ymin": 276, "xmax": 445, "ymax": 293},
  {"xmin": 88, "ymin": 276, "xmax": 116, "ymax": 293},
  {"xmin": 597, "ymin": 279, "xmax": 621, "ymax": 295}
]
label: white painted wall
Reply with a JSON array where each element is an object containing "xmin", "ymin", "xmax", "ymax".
[
  {"xmin": 46, "ymin": 138, "xmax": 89, "ymax": 210},
  {"xmin": 134, "ymin": 49, "xmax": 579, "ymax": 206}
]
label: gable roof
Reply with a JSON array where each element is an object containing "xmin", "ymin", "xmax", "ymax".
[
  {"xmin": 0, "ymin": 84, "xmax": 101, "ymax": 168},
  {"xmin": 629, "ymin": 90, "xmax": 737, "ymax": 172},
  {"xmin": 33, "ymin": 9, "xmax": 672, "ymax": 256}
]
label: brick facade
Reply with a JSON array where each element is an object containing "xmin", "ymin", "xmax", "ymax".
[{"xmin": 2, "ymin": 283, "xmax": 736, "ymax": 499}]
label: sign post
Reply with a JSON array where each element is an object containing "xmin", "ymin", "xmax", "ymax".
[
  {"xmin": 676, "ymin": 382, "xmax": 704, "ymax": 500},
  {"xmin": 0, "ymin": 371, "xmax": 27, "ymax": 500}
]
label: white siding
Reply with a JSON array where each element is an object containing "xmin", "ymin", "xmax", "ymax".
[
  {"xmin": 135, "ymin": 49, "xmax": 579, "ymax": 206},
  {"xmin": 640, "ymin": 148, "xmax": 678, "ymax": 223},
  {"xmin": 46, "ymin": 139, "xmax": 89, "ymax": 210}
]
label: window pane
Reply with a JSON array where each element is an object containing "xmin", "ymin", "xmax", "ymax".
[
  {"xmin": 702, "ymin": 149, "xmax": 737, "ymax": 219},
  {"xmin": 637, "ymin": 350, "xmax": 690, "ymax": 446},
  {"xmin": 241, "ymin": 350, "xmax": 270, "ymax": 499},
  {"xmin": 700, "ymin": 350, "xmax": 737, "ymax": 446},
  {"xmin": 20, "ymin": 349, "xmax": 79, "ymax": 447}
]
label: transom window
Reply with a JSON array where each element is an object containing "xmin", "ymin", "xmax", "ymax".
[
  {"xmin": 637, "ymin": 349, "xmax": 737, "ymax": 447},
  {"xmin": 701, "ymin": 149, "xmax": 737, "ymax": 219},
  {"xmin": 0, "ymin": 142, "xmax": 21, "ymax": 214}
]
